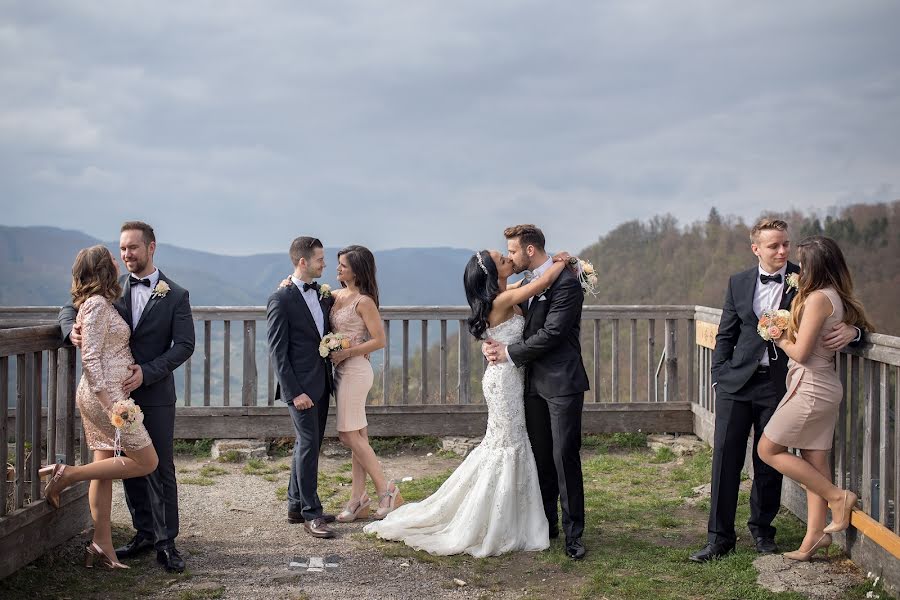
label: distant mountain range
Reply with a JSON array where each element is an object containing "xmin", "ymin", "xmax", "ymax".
[{"xmin": 0, "ymin": 226, "xmax": 473, "ymax": 307}]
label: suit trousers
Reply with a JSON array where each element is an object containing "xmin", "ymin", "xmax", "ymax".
[
  {"xmin": 287, "ymin": 392, "xmax": 330, "ymax": 520},
  {"xmin": 123, "ymin": 402, "xmax": 178, "ymax": 550},
  {"xmin": 708, "ymin": 372, "xmax": 783, "ymax": 545},
  {"xmin": 524, "ymin": 391, "xmax": 585, "ymax": 542}
]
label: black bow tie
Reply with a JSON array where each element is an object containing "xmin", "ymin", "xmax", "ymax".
[
  {"xmin": 760, "ymin": 273, "xmax": 783, "ymax": 285},
  {"xmin": 302, "ymin": 281, "xmax": 319, "ymax": 292},
  {"xmin": 130, "ymin": 276, "xmax": 152, "ymax": 287}
]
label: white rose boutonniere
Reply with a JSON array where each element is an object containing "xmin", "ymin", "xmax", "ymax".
[
  {"xmin": 152, "ymin": 281, "xmax": 171, "ymax": 298},
  {"xmin": 785, "ymin": 272, "xmax": 800, "ymax": 291},
  {"xmin": 319, "ymin": 284, "xmax": 332, "ymax": 300}
]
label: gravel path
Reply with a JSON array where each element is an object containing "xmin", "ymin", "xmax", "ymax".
[{"xmin": 109, "ymin": 446, "xmax": 530, "ymax": 600}]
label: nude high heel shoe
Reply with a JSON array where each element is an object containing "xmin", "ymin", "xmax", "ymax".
[
  {"xmin": 85, "ymin": 542, "xmax": 129, "ymax": 569},
  {"xmin": 39, "ymin": 464, "xmax": 67, "ymax": 509},
  {"xmin": 373, "ymin": 481, "xmax": 404, "ymax": 520},
  {"xmin": 783, "ymin": 533, "xmax": 832, "ymax": 561},
  {"xmin": 824, "ymin": 490, "xmax": 858, "ymax": 534}
]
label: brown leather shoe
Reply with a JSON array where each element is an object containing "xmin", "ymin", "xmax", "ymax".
[{"xmin": 303, "ymin": 518, "xmax": 336, "ymax": 539}]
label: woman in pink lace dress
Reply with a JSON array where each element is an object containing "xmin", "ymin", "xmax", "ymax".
[
  {"xmin": 42, "ymin": 245, "xmax": 158, "ymax": 569},
  {"xmin": 328, "ymin": 245, "xmax": 403, "ymax": 522}
]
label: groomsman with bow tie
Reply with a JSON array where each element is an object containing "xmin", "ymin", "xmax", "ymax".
[
  {"xmin": 267, "ymin": 236, "xmax": 337, "ymax": 539},
  {"xmin": 691, "ymin": 218, "xmax": 862, "ymax": 562},
  {"xmin": 59, "ymin": 221, "xmax": 195, "ymax": 572}
]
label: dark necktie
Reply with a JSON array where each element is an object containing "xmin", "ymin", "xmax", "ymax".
[
  {"xmin": 760, "ymin": 273, "xmax": 782, "ymax": 285},
  {"xmin": 130, "ymin": 276, "xmax": 151, "ymax": 287},
  {"xmin": 303, "ymin": 281, "xmax": 319, "ymax": 292}
]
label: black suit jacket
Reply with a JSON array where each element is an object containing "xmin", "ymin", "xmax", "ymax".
[
  {"xmin": 266, "ymin": 283, "xmax": 335, "ymax": 405},
  {"xmin": 508, "ymin": 268, "xmax": 590, "ymax": 398},
  {"xmin": 711, "ymin": 262, "xmax": 800, "ymax": 397},
  {"xmin": 59, "ymin": 271, "xmax": 196, "ymax": 407}
]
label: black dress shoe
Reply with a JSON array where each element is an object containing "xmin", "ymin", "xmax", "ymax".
[
  {"xmin": 303, "ymin": 518, "xmax": 336, "ymax": 539},
  {"xmin": 115, "ymin": 533, "xmax": 154, "ymax": 559},
  {"xmin": 689, "ymin": 543, "xmax": 735, "ymax": 563},
  {"xmin": 157, "ymin": 546, "xmax": 186, "ymax": 573},
  {"xmin": 755, "ymin": 537, "xmax": 778, "ymax": 554},
  {"xmin": 565, "ymin": 538, "xmax": 586, "ymax": 560},
  {"xmin": 289, "ymin": 511, "xmax": 336, "ymax": 524}
]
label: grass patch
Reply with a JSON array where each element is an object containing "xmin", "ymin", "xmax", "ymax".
[
  {"xmin": 269, "ymin": 437, "xmax": 294, "ymax": 458},
  {"xmin": 173, "ymin": 438, "xmax": 213, "ymax": 457},
  {"xmin": 217, "ymin": 450, "xmax": 244, "ymax": 463},
  {"xmin": 199, "ymin": 464, "xmax": 228, "ymax": 478},
  {"xmin": 0, "ymin": 524, "xmax": 186, "ymax": 598},
  {"xmin": 243, "ymin": 458, "xmax": 288, "ymax": 479},
  {"xmin": 650, "ymin": 446, "xmax": 677, "ymax": 463},
  {"xmin": 275, "ymin": 485, "xmax": 288, "ymax": 501},
  {"xmin": 368, "ymin": 436, "xmax": 441, "ymax": 455},
  {"xmin": 178, "ymin": 587, "xmax": 225, "ymax": 600},
  {"xmin": 362, "ymin": 440, "xmax": 832, "ymax": 600}
]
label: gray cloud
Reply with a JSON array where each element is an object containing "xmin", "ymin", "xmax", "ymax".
[{"xmin": 1, "ymin": 0, "xmax": 899, "ymax": 255}]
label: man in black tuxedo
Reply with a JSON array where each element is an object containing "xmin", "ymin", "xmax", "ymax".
[
  {"xmin": 59, "ymin": 221, "xmax": 194, "ymax": 572},
  {"xmin": 266, "ymin": 236, "xmax": 337, "ymax": 539},
  {"xmin": 484, "ymin": 224, "xmax": 590, "ymax": 560},
  {"xmin": 691, "ymin": 218, "xmax": 862, "ymax": 562}
]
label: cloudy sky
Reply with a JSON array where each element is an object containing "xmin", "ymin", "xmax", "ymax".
[{"xmin": 2, "ymin": 1, "xmax": 899, "ymax": 254}]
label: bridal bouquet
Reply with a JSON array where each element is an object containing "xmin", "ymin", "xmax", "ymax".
[
  {"xmin": 109, "ymin": 398, "xmax": 144, "ymax": 461},
  {"xmin": 109, "ymin": 398, "xmax": 144, "ymax": 432},
  {"xmin": 319, "ymin": 332, "xmax": 350, "ymax": 357},
  {"xmin": 757, "ymin": 309, "xmax": 791, "ymax": 341},
  {"xmin": 567, "ymin": 257, "xmax": 600, "ymax": 298}
]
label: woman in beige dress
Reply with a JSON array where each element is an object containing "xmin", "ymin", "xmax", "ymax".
[
  {"xmin": 42, "ymin": 245, "xmax": 159, "ymax": 568},
  {"xmin": 328, "ymin": 245, "xmax": 403, "ymax": 522},
  {"xmin": 759, "ymin": 236, "xmax": 873, "ymax": 560}
]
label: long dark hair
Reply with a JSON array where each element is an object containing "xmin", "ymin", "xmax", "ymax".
[
  {"xmin": 464, "ymin": 250, "xmax": 499, "ymax": 340},
  {"xmin": 788, "ymin": 235, "xmax": 874, "ymax": 341},
  {"xmin": 337, "ymin": 245, "xmax": 379, "ymax": 307}
]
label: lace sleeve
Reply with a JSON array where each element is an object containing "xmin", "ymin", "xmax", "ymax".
[{"xmin": 78, "ymin": 296, "xmax": 111, "ymax": 393}]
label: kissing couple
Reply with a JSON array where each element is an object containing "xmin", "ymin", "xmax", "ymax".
[{"xmin": 366, "ymin": 224, "xmax": 591, "ymax": 560}]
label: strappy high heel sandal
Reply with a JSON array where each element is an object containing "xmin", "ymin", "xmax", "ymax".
[
  {"xmin": 373, "ymin": 481, "xmax": 404, "ymax": 520},
  {"xmin": 39, "ymin": 464, "xmax": 67, "ymax": 509},
  {"xmin": 336, "ymin": 495, "xmax": 371, "ymax": 523},
  {"xmin": 85, "ymin": 542, "xmax": 129, "ymax": 569}
]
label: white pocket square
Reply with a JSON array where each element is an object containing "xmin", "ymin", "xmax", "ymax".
[{"xmin": 537, "ymin": 295, "xmax": 547, "ymax": 302}]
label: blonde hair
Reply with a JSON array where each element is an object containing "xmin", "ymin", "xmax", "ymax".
[
  {"xmin": 787, "ymin": 236, "xmax": 874, "ymax": 342},
  {"xmin": 750, "ymin": 218, "xmax": 788, "ymax": 244},
  {"xmin": 71, "ymin": 245, "xmax": 121, "ymax": 309}
]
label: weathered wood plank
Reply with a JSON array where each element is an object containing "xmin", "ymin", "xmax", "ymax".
[
  {"xmin": 664, "ymin": 319, "xmax": 678, "ymax": 402},
  {"xmin": 0, "ymin": 482, "xmax": 91, "ymax": 579},
  {"xmin": 15, "ymin": 354, "xmax": 26, "ymax": 509},
  {"xmin": 401, "ymin": 320, "xmax": 409, "ymax": 405},
  {"xmin": 611, "ymin": 319, "xmax": 619, "ymax": 403},
  {"xmin": 593, "ymin": 320, "xmax": 601, "ymax": 403},
  {"xmin": 648, "ymin": 319, "xmax": 656, "ymax": 403},
  {"xmin": 242, "ymin": 320, "xmax": 257, "ymax": 407},
  {"xmin": 439, "ymin": 320, "xmax": 447, "ymax": 404},
  {"xmin": 383, "ymin": 320, "xmax": 391, "ymax": 405},
  {"xmin": 458, "ymin": 320, "xmax": 469, "ymax": 404},
  {"xmin": 420, "ymin": 320, "xmax": 428, "ymax": 404},
  {"xmin": 170, "ymin": 402, "xmax": 694, "ymax": 438},
  {"xmin": 30, "ymin": 352, "xmax": 42, "ymax": 502},
  {"xmin": 629, "ymin": 319, "xmax": 637, "ymax": 403},
  {"xmin": 47, "ymin": 350, "xmax": 57, "ymax": 464},
  {"xmin": 0, "ymin": 326, "xmax": 63, "ymax": 356},
  {"xmin": 223, "ymin": 320, "xmax": 231, "ymax": 407},
  {"xmin": 0, "ymin": 356, "xmax": 8, "ymax": 517},
  {"xmin": 878, "ymin": 362, "xmax": 889, "ymax": 525}
]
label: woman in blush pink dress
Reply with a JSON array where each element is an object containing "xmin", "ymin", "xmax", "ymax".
[
  {"xmin": 42, "ymin": 245, "xmax": 158, "ymax": 569},
  {"xmin": 759, "ymin": 236, "xmax": 874, "ymax": 561},
  {"xmin": 328, "ymin": 245, "xmax": 403, "ymax": 522}
]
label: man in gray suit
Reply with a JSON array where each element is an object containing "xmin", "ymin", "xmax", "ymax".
[{"xmin": 59, "ymin": 221, "xmax": 194, "ymax": 572}]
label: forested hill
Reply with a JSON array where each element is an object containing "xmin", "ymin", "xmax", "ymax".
[{"xmin": 577, "ymin": 201, "xmax": 899, "ymax": 336}]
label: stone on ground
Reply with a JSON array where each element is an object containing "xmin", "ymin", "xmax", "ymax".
[
  {"xmin": 210, "ymin": 439, "xmax": 268, "ymax": 461},
  {"xmin": 754, "ymin": 553, "xmax": 865, "ymax": 600}
]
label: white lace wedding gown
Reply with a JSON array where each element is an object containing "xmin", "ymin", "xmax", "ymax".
[{"xmin": 364, "ymin": 315, "xmax": 549, "ymax": 557}]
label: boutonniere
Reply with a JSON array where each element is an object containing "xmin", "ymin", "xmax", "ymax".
[
  {"xmin": 318, "ymin": 284, "xmax": 332, "ymax": 300},
  {"xmin": 152, "ymin": 281, "xmax": 170, "ymax": 299},
  {"xmin": 785, "ymin": 273, "xmax": 800, "ymax": 291}
]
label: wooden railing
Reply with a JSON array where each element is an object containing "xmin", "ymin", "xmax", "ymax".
[
  {"xmin": 692, "ymin": 307, "xmax": 900, "ymax": 585},
  {"xmin": 1, "ymin": 305, "xmax": 694, "ymax": 408},
  {"xmin": 0, "ymin": 323, "xmax": 91, "ymax": 579}
]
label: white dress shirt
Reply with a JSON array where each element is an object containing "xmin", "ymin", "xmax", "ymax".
[
  {"xmin": 130, "ymin": 268, "xmax": 160, "ymax": 328},
  {"xmin": 753, "ymin": 264, "xmax": 787, "ymax": 366},
  {"xmin": 526, "ymin": 257, "xmax": 554, "ymax": 308},
  {"xmin": 291, "ymin": 276, "xmax": 324, "ymax": 337}
]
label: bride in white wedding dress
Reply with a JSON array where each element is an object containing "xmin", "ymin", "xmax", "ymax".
[{"xmin": 364, "ymin": 249, "xmax": 571, "ymax": 557}]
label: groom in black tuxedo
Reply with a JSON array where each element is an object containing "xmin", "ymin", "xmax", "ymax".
[
  {"xmin": 691, "ymin": 218, "xmax": 862, "ymax": 562},
  {"xmin": 59, "ymin": 221, "xmax": 195, "ymax": 572},
  {"xmin": 484, "ymin": 224, "xmax": 590, "ymax": 560},
  {"xmin": 267, "ymin": 236, "xmax": 337, "ymax": 539}
]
